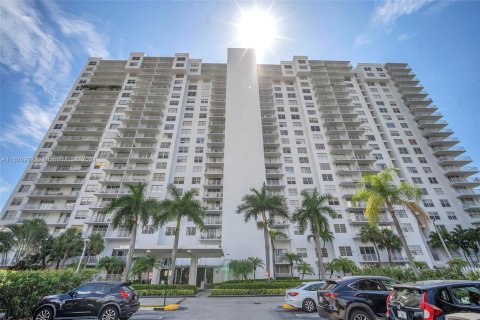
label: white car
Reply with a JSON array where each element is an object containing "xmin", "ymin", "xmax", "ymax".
[{"xmin": 284, "ymin": 281, "xmax": 325, "ymax": 312}]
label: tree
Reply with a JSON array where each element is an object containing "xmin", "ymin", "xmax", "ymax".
[
  {"xmin": 447, "ymin": 257, "xmax": 469, "ymax": 269},
  {"xmin": 353, "ymin": 168, "xmax": 429, "ymax": 277},
  {"xmin": 358, "ymin": 224, "xmax": 382, "ymax": 265},
  {"xmin": 97, "ymin": 256, "xmax": 126, "ymax": 275},
  {"xmin": 378, "ymin": 228, "xmax": 402, "ymax": 266},
  {"xmin": 282, "ymin": 252, "xmax": 303, "ymax": 278},
  {"xmin": 292, "ymin": 189, "xmax": 336, "ymax": 280},
  {"xmin": 104, "ymin": 183, "xmax": 163, "ymax": 281},
  {"xmin": 297, "ymin": 261, "xmax": 314, "ymax": 280},
  {"xmin": 57, "ymin": 228, "xmax": 83, "ymax": 268},
  {"xmin": 331, "ymin": 257, "xmax": 357, "ymax": 276},
  {"xmin": 228, "ymin": 259, "xmax": 252, "ymax": 280},
  {"xmin": 157, "ymin": 184, "xmax": 207, "ymax": 285},
  {"xmin": 415, "ymin": 261, "xmax": 429, "ymax": 270},
  {"xmin": 236, "ymin": 183, "xmax": 289, "ymax": 281},
  {"xmin": 0, "ymin": 231, "xmax": 14, "ymax": 268},
  {"xmin": 84, "ymin": 233, "xmax": 105, "ymax": 267},
  {"xmin": 324, "ymin": 261, "xmax": 334, "ymax": 278},
  {"xmin": 7, "ymin": 218, "xmax": 50, "ymax": 269},
  {"xmin": 247, "ymin": 257, "xmax": 264, "ymax": 279},
  {"xmin": 268, "ymin": 228, "xmax": 287, "ymax": 279},
  {"xmin": 131, "ymin": 253, "xmax": 162, "ymax": 282}
]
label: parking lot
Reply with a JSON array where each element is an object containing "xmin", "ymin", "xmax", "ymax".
[{"xmin": 132, "ymin": 296, "xmax": 327, "ymax": 320}]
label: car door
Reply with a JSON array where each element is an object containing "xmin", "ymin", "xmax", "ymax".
[
  {"xmin": 304, "ymin": 282, "xmax": 324, "ymax": 302},
  {"xmin": 61, "ymin": 283, "xmax": 97, "ymax": 317},
  {"xmin": 352, "ymin": 279, "xmax": 390, "ymax": 316}
]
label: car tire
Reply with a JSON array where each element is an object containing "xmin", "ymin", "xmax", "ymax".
[
  {"xmin": 99, "ymin": 306, "xmax": 119, "ymax": 320},
  {"xmin": 302, "ymin": 298, "xmax": 317, "ymax": 313},
  {"xmin": 120, "ymin": 317, "xmax": 131, "ymax": 320},
  {"xmin": 348, "ymin": 308, "xmax": 373, "ymax": 320},
  {"xmin": 33, "ymin": 306, "xmax": 54, "ymax": 320}
]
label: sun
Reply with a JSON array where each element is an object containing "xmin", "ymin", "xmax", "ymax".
[{"xmin": 234, "ymin": 7, "xmax": 278, "ymax": 59}]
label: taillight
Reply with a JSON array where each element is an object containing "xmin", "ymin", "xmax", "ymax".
[
  {"xmin": 324, "ymin": 292, "xmax": 337, "ymax": 299},
  {"xmin": 420, "ymin": 292, "xmax": 442, "ymax": 320},
  {"xmin": 119, "ymin": 289, "xmax": 129, "ymax": 299},
  {"xmin": 289, "ymin": 292, "xmax": 299, "ymax": 296},
  {"xmin": 386, "ymin": 291, "xmax": 394, "ymax": 317}
]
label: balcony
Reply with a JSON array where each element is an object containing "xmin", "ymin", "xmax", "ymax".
[
  {"xmin": 361, "ymin": 254, "xmax": 378, "ymax": 262},
  {"xmin": 438, "ymin": 156, "xmax": 472, "ymax": 166},
  {"xmin": 443, "ymin": 166, "xmax": 479, "ymax": 176},
  {"xmin": 427, "ymin": 136, "xmax": 459, "ymax": 147},
  {"xmin": 29, "ymin": 190, "xmax": 80, "ymax": 199},
  {"xmin": 203, "ymin": 192, "xmax": 223, "ymax": 199},
  {"xmin": 416, "ymin": 120, "xmax": 448, "ymax": 130},
  {"xmin": 432, "ymin": 146, "xmax": 466, "ymax": 156},
  {"xmin": 462, "ymin": 202, "xmax": 480, "ymax": 211},
  {"xmin": 23, "ymin": 204, "xmax": 75, "ymax": 211},
  {"xmin": 36, "ymin": 178, "xmax": 84, "ymax": 186},
  {"xmin": 105, "ymin": 230, "xmax": 131, "ymax": 239},
  {"xmin": 422, "ymin": 128, "xmax": 453, "ymax": 138}
]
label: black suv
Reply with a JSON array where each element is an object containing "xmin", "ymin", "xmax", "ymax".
[
  {"xmin": 32, "ymin": 281, "xmax": 140, "ymax": 320},
  {"xmin": 317, "ymin": 276, "xmax": 400, "ymax": 320},
  {"xmin": 387, "ymin": 280, "xmax": 480, "ymax": 320}
]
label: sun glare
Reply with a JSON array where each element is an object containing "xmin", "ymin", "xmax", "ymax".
[{"xmin": 235, "ymin": 7, "xmax": 278, "ymax": 59}]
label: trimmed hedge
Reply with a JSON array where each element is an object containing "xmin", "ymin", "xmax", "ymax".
[
  {"xmin": 210, "ymin": 288, "xmax": 285, "ymax": 296},
  {"xmin": 213, "ymin": 281, "xmax": 303, "ymax": 290},
  {"xmin": 136, "ymin": 289, "xmax": 196, "ymax": 296},
  {"xmin": 353, "ymin": 266, "xmax": 480, "ymax": 282},
  {"xmin": 0, "ymin": 269, "xmax": 96, "ymax": 319}
]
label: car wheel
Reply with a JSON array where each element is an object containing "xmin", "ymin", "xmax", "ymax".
[
  {"xmin": 99, "ymin": 306, "xmax": 118, "ymax": 320},
  {"xmin": 348, "ymin": 309, "xmax": 373, "ymax": 320},
  {"xmin": 33, "ymin": 306, "xmax": 54, "ymax": 320},
  {"xmin": 302, "ymin": 298, "xmax": 316, "ymax": 313}
]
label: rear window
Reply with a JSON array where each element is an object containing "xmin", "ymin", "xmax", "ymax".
[
  {"xmin": 391, "ymin": 288, "xmax": 423, "ymax": 308},
  {"xmin": 323, "ymin": 281, "xmax": 338, "ymax": 291},
  {"xmin": 123, "ymin": 285, "xmax": 135, "ymax": 292}
]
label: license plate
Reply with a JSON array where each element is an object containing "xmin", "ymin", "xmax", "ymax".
[{"xmin": 397, "ymin": 310, "xmax": 407, "ymax": 319}]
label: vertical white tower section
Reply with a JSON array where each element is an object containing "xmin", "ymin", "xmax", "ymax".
[{"xmin": 222, "ymin": 48, "xmax": 267, "ymax": 275}]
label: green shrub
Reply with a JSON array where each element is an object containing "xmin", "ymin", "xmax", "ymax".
[
  {"xmin": 135, "ymin": 289, "xmax": 196, "ymax": 296},
  {"xmin": 214, "ymin": 281, "xmax": 302, "ymax": 290},
  {"xmin": 210, "ymin": 288, "xmax": 285, "ymax": 296},
  {"xmin": 132, "ymin": 284, "xmax": 198, "ymax": 294},
  {"xmin": 353, "ymin": 266, "xmax": 467, "ymax": 282},
  {"xmin": 0, "ymin": 270, "xmax": 85, "ymax": 319}
]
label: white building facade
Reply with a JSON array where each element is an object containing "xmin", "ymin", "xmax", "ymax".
[{"xmin": 1, "ymin": 48, "xmax": 479, "ymax": 283}]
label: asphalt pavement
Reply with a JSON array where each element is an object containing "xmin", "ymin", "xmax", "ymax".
[{"xmin": 132, "ymin": 296, "xmax": 328, "ymax": 320}]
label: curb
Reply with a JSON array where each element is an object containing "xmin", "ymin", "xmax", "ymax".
[{"xmin": 208, "ymin": 294, "xmax": 284, "ymax": 297}]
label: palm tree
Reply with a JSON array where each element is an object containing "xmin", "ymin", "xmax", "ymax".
[
  {"xmin": 157, "ymin": 184, "xmax": 207, "ymax": 285},
  {"xmin": 0, "ymin": 231, "xmax": 14, "ymax": 268},
  {"xmin": 324, "ymin": 261, "xmax": 334, "ymax": 278},
  {"xmin": 353, "ymin": 168, "xmax": 429, "ymax": 277},
  {"xmin": 131, "ymin": 253, "xmax": 162, "ymax": 282},
  {"xmin": 307, "ymin": 228, "xmax": 335, "ymax": 262},
  {"xmin": 105, "ymin": 183, "xmax": 163, "ymax": 281},
  {"xmin": 447, "ymin": 257, "xmax": 469, "ymax": 269},
  {"xmin": 358, "ymin": 224, "xmax": 382, "ymax": 265},
  {"xmin": 228, "ymin": 259, "xmax": 252, "ymax": 280},
  {"xmin": 7, "ymin": 218, "xmax": 50, "ymax": 269},
  {"xmin": 378, "ymin": 228, "xmax": 402, "ymax": 266},
  {"xmin": 58, "ymin": 228, "xmax": 83, "ymax": 268},
  {"xmin": 296, "ymin": 261, "xmax": 314, "ymax": 280},
  {"xmin": 282, "ymin": 252, "xmax": 303, "ymax": 278},
  {"xmin": 451, "ymin": 227, "xmax": 475, "ymax": 266},
  {"xmin": 97, "ymin": 256, "xmax": 126, "ymax": 275},
  {"xmin": 292, "ymin": 189, "xmax": 336, "ymax": 280},
  {"xmin": 236, "ymin": 183, "xmax": 289, "ymax": 281},
  {"xmin": 331, "ymin": 257, "xmax": 357, "ymax": 276},
  {"xmin": 247, "ymin": 257, "xmax": 264, "ymax": 279},
  {"xmin": 430, "ymin": 230, "xmax": 456, "ymax": 261},
  {"xmin": 268, "ymin": 228, "xmax": 287, "ymax": 279},
  {"xmin": 84, "ymin": 233, "xmax": 105, "ymax": 267}
]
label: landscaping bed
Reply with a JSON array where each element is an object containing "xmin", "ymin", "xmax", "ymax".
[{"xmin": 132, "ymin": 284, "xmax": 198, "ymax": 296}]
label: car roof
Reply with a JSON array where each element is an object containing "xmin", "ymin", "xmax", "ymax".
[
  {"xmin": 327, "ymin": 276, "xmax": 393, "ymax": 283},
  {"xmin": 394, "ymin": 280, "xmax": 480, "ymax": 290},
  {"xmin": 84, "ymin": 281, "xmax": 126, "ymax": 286}
]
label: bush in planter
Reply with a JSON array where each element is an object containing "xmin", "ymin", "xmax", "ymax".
[
  {"xmin": 131, "ymin": 284, "xmax": 198, "ymax": 294},
  {"xmin": 214, "ymin": 282, "xmax": 302, "ymax": 290},
  {"xmin": 136, "ymin": 289, "xmax": 196, "ymax": 296},
  {"xmin": 210, "ymin": 288, "xmax": 285, "ymax": 296}
]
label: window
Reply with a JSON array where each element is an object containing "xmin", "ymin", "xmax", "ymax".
[
  {"xmin": 418, "ymin": 157, "xmax": 427, "ymax": 164},
  {"xmin": 300, "ymin": 167, "xmax": 311, "ymax": 174},
  {"xmin": 400, "ymin": 223, "xmax": 414, "ymax": 232},
  {"xmin": 287, "ymin": 177, "xmax": 296, "ymax": 185},
  {"xmin": 328, "ymin": 197, "xmax": 340, "ymax": 206},
  {"xmin": 296, "ymin": 248, "xmax": 307, "ymax": 258},
  {"xmin": 299, "ymin": 157, "xmax": 309, "ymax": 163},
  {"xmin": 186, "ymin": 227, "xmax": 196, "ymax": 236},
  {"xmin": 302, "ymin": 177, "xmax": 313, "ymax": 184},
  {"xmin": 322, "ymin": 174, "xmax": 333, "ymax": 181},
  {"xmin": 446, "ymin": 212, "xmax": 457, "ymax": 220},
  {"xmin": 334, "ymin": 224, "xmax": 347, "ymax": 233},
  {"xmin": 428, "ymin": 212, "xmax": 440, "ymax": 220},
  {"xmin": 450, "ymin": 286, "xmax": 480, "ymax": 306},
  {"xmin": 339, "ymin": 246, "xmax": 352, "ymax": 256},
  {"xmin": 408, "ymin": 245, "xmax": 423, "ymax": 256},
  {"xmin": 411, "ymin": 177, "xmax": 423, "ymax": 184},
  {"xmin": 395, "ymin": 210, "xmax": 408, "ymax": 218},
  {"xmin": 10, "ymin": 197, "xmax": 23, "ymax": 206},
  {"xmin": 422, "ymin": 199, "xmax": 435, "ymax": 207},
  {"xmin": 350, "ymin": 279, "xmax": 383, "ymax": 291},
  {"xmin": 142, "ymin": 225, "xmax": 155, "ymax": 234},
  {"xmin": 192, "ymin": 177, "xmax": 201, "ymax": 184},
  {"xmin": 288, "ymin": 188, "xmax": 298, "ymax": 196},
  {"xmin": 165, "ymin": 227, "xmax": 176, "ymax": 236},
  {"xmin": 2, "ymin": 211, "xmax": 16, "ymax": 220},
  {"xmin": 440, "ymin": 199, "xmax": 451, "ymax": 207},
  {"xmin": 428, "ymin": 177, "xmax": 438, "ymax": 184},
  {"xmin": 407, "ymin": 167, "xmax": 418, "ymax": 174},
  {"xmin": 398, "ymin": 148, "xmax": 409, "ymax": 154}
]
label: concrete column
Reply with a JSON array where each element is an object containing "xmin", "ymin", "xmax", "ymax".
[
  {"xmin": 188, "ymin": 256, "xmax": 198, "ymax": 286},
  {"xmin": 151, "ymin": 268, "xmax": 160, "ymax": 284}
]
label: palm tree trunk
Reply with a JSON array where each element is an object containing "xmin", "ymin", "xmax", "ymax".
[
  {"xmin": 301, "ymin": 272, "xmax": 305, "ymax": 280},
  {"xmin": 290, "ymin": 262, "xmax": 294, "ymax": 278},
  {"xmin": 168, "ymin": 218, "xmax": 181, "ymax": 285},
  {"xmin": 387, "ymin": 202, "xmax": 420, "ymax": 277},
  {"xmin": 373, "ymin": 242, "xmax": 381, "ymax": 266},
  {"xmin": 262, "ymin": 213, "xmax": 271, "ymax": 282},
  {"xmin": 61, "ymin": 250, "xmax": 68, "ymax": 268},
  {"xmin": 56, "ymin": 259, "xmax": 61, "ymax": 270},
  {"xmin": 387, "ymin": 249, "xmax": 392, "ymax": 266},
  {"xmin": 122, "ymin": 221, "xmax": 138, "ymax": 282},
  {"xmin": 270, "ymin": 237, "xmax": 276, "ymax": 280},
  {"xmin": 313, "ymin": 229, "xmax": 325, "ymax": 280}
]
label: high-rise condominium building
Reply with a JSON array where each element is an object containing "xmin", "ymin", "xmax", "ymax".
[{"xmin": 1, "ymin": 48, "xmax": 479, "ymax": 284}]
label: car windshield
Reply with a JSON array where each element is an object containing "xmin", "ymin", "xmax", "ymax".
[
  {"xmin": 450, "ymin": 286, "xmax": 480, "ymax": 306},
  {"xmin": 390, "ymin": 288, "xmax": 423, "ymax": 308}
]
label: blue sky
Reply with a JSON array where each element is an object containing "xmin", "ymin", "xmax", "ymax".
[{"xmin": 0, "ymin": 0, "xmax": 479, "ymax": 208}]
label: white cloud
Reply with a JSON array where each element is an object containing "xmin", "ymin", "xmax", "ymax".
[
  {"xmin": 0, "ymin": 0, "xmax": 110, "ymax": 150},
  {"xmin": 0, "ymin": 178, "xmax": 10, "ymax": 194},
  {"xmin": 354, "ymin": 33, "xmax": 373, "ymax": 46},
  {"xmin": 398, "ymin": 32, "xmax": 416, "ymax": 41},
  {"xmin": 373, "ymin": 0, "xmax": 434, "ymax": 26}
]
